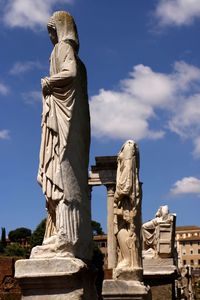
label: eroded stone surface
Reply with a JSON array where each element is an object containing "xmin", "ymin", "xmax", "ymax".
[
  {"xmin": 15, "ymin": 258, "xmax": 97, "ymax": 300},
  {"xmin": 102, "ymin": 279, "xmax": 151, "ymax": 300},
  {"xmin": 15, "ymin": 258, "xmax": 85, "ymax": 278},
  {"xmin": 142, "ymin": 205, "xmax": 176, "ymax": 259},
  {"xmin": 31, "ymin": 10, "xmax": 92, "ymax": 261},
  {"xmin": 113, "ymin": 140, "xmax": 143, "ymax": 276}
]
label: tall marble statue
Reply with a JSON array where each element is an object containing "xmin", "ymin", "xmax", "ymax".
[
  {"xmin": 30, "ymin": 11, "xmax": 92, "ymax": 260},
  {"xmin": 113, "ymin": 140, "xmax": 143, "ymax": 278}
]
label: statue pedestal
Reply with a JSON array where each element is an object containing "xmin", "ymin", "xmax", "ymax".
[
  {"xmin": 15, "ymin": 257, "xmax": 97, "ymax": 300},
  {"xmin": 143, "ymin": 257, "xmax": 177, "ymax": 300},
  {"xmin": 102, "ymin": 279, "xmax": 151, "ymax": 300}
]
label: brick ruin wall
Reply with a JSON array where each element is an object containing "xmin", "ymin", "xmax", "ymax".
[{"xmin": 0, "ymin": 258, "xmax": 21, "ymax": 300}]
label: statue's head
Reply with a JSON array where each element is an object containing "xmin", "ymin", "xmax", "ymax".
[
  {"xmin": 161, "ymin": 205, "xmax": 169, "ymax": 216},
  {"xmin": 47, "ymin": 11, "xmax": 79, "ymax": 52},
  {"xmin": 119, "ymin": 140, "xmax": 138, "ymax": 156},
  {"xmin": 155, "ymin": 207, "xmax": 162, "ymax": 217}
]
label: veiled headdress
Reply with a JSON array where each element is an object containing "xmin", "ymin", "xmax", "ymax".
[{"xmin": 47, "ymin": 11, "xmax": 79, "ymax": 52}]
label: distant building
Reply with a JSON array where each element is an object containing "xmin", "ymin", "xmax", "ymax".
[
  {"xmin": 94, "ymin": 225, "xmax": 200, "ymax": 270},
  {"xmin": 93, "ymin": 234, "xmax": 108, "ymax": 268},
  {"xmin": 176, "ymin": 226, "xmax": 200, "ymax": 268}
]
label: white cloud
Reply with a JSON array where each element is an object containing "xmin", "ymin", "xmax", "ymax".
[
  {"xmin": 169, "ymin": 94, "xmax": 200, "ymax": 137},
  {"xmin": 170, "ymin": 177, "xmax": 200, "ymax": 196},
  {"xmin": 0, "ymin": 130, "xmax": 10, "ymax": 140},
  {"xmin": 155, "ymin": 0, "xmax": 200, "ymax": 27},
  {"xmin": 10, "ymin": 61, "xmax": 43, "ymax": 75},
  {"xmin": 90, "ymin": 89, "xmax": 164, "ymax": 140},
  {"xmin": 121, "ymin": 64, "xmax": 175, "ymax": 107},
  {"xmin": 90, "ymin": 61, "xmax": 200, "ymax": 152},
  {"xmin": 0, "ymin": 82, "xmax": 9, "ymax": 95},
  {"xmin": 3, "ymin": 0, "xmax": 74, "ymax": 30},
  {"xmin": 22, "ymin": 90, "xmax": 41, "ymax": 105},
  {"xmin": 193, "ymin": 137, "xmax": 200, "ymax": 158}
]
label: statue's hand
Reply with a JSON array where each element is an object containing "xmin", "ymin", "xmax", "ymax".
[{"xmin": 41, "ymin": 77, "xmax": 51, "ymax": 96}]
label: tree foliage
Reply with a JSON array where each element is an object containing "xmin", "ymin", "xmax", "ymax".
[
  {"xmin": 8, "ymin": 227, "xmax": 31, "ymax": 243},
  {"xmin": 1, "ymin": 227, "xmax": 6, "ymax": 246},
  {"xmin": 91, "ymin": 220, "xmax": 104, "ymax": 236},
  {"xmin": 4, "ymin": 243, "xmax": 27, "ymax": 258},
  {"xmin": 30, "ymin": 219, "xmax": 46, "ymax": 248}
]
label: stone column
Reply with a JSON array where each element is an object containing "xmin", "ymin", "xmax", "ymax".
[{"xmin": 106, "ymin": 184, "xmax": 117, "ymax": 269}]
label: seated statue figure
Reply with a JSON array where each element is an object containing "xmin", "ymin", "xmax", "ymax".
[{"xmin": 142, "ymin": 205, "xmax": 174, "ymax": 257}]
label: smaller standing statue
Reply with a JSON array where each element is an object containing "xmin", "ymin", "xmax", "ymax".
[{"xmin": 113, "ymin": 140, "xmax": 143, "ymax": 279}]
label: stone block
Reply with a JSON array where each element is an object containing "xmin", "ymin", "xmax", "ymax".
[
  {"xmin": 15, "ymin": 258, "xmax": 97, "ymax": 300},
  {"xmin": 102, "ymin": 279, "xmax": 151, "ymax": 300}
]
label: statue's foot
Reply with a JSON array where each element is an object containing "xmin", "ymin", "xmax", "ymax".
[
  {"xmin": 142, "ymin": 248, "xmax": 156, "ymax": 258},
  {"xmin": 30, "ymin": 234, "xmax": 76, "ymax": 259},
  {"xmin": 116, "ymin": 259, "xmax": 130, "ymax": 269},
  {"xmin": 43, "ymin": 235, "xmax": 57, "ymax": 245}
]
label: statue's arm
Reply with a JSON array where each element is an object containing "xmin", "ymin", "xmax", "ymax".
[{"xmin": 42, "ymin": 42, "xmax": 76, "ymax": 95}]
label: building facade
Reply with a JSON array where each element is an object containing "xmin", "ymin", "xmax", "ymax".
[{"xmin": 176, "ymin": 226, "xmax": 200, "ymax": 268}]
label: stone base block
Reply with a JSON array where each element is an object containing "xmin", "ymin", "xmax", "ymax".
[
  {"xmin": 143, "ymin": 257, "xmax": 177, "ymax": 276},
  {"xmin": 15, "ymin": 257, "xmax": 97, "ymax": 300},
  {"xmin": 102, "ymin": 279, "xmax": 151, "ymax": 300},
  {"xmin": 143, "ymin": 257, "xmax": 177, "ymax": 300}
]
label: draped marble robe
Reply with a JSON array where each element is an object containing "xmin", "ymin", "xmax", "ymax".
[
  {"xmin": 114, "ymin": 140, "xmax": 142, "ymax": 273},
  {"xmin": 32, "ymin": 11, "xmax": 92, "ymax": 259}
]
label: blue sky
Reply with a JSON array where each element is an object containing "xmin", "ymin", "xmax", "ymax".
[{"xmin": 0, "ymin": 0, "xmax": 200, "ymax": 235}]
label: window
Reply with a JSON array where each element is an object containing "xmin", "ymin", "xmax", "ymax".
[
  {"xmin": 183, "ymin": 260, "xmax": 186, "ymax": 265},
  {"xmin": 191, "ymin": 250, "xmax": 193, "ymax": 255},
  {"xmin": 190, "ymin": 241, "xmax": 193, "ymax": 246},
  {"xmin": 198, "ymin": 249, "xmax": 200, "ymax": 254},
  {"xmin": 198, "ymin": 242, "xmax": 200, "ymax": 246},
  {"xmin": 101, "ymin": 242, "xmax": 106, "ymax": 248},
  {"xmin": 191, "ymin": 260, "xmax": 194, "ymax": 265},
  {"xmin": 182, "ymin": 242, "xmax": 186, "ymax": 246},
  {"xmin": 198, "ymin": 260, "xmax": 200, "ymax": 265}
]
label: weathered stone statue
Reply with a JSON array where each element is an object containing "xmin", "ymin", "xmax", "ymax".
[
  {"xmin": 113, "ymin": 140, "xmax": 143, "ymax": 278},
  {"xmin": 102, "ymin": 141, "xmax": 151, "ymax": 300},
  {"xmin": 142, "ymin": 205, "xmax": 174, "ymax": 257},
  {"xmin": 30, "ymin": 11, "xmax": 92, "ymax": 260},
  {"xmin": 142, "ymin": 206, "xmax": 177, "ymax": 300},
  {"xmin": 15, "ymin": 11, "xmax": 97, "ymax": 300}
]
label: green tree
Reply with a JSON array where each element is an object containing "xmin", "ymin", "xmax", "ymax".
[
  {"xmin": 30, "ymin": 219, "xmax": 46, "ymax": 248},
  {"xmin": 8, "ymin": 227, "xmax": 31, "ymax": 243},
  {"xmin": 1, "ymin": 227, "xmax": 6, "ymax": 247},
  {"xmin": 91, "ymin": 220, "xmax": 104, "ymax": 236},
  {"xmin": 4, "ymin": 243, "xmax": 27, "ymax": 258},
  {"xmin": 0, "ymin": 227, "xmax": 7, "ymax": 253}
]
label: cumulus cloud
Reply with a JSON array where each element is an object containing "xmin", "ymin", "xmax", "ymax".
[
  {"xmin": 10, "ymin": 61, "xmax": 43, "ymax": 75},
  {"xmin": 90, "ymin": 88, "xmax": 164, "ymax": 141},
  {"xmin": 22, "ymin": 90, "xmax": 41, "ymax": 105},
  {"xmin": 0, "ymin": 130, "xmax": 10, "ymax": 140},
  {"xmin": 155, "ymin": 0, "xmax": 200, "ymax": 27},
  {"xmin": 170, "ymin": 177, "xmax": 200, "ymax": 196},
  {"xmin": 0, "ymin": 82, "xmax": 9, "ymax": 95},
  {"xmin": 193, "ymin": 137, "xmax": 200, "ymax": 158},
  {"xmin": 90, "ymin": 61, "xmax": 200, "ymax": 155},
  {"xmin": 2, "ymin": 0, "xmax": 74, "ymax": 30},
  {"xmin": 169, "ymin": 94, "xmax": 200, "ymax": 137}
]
